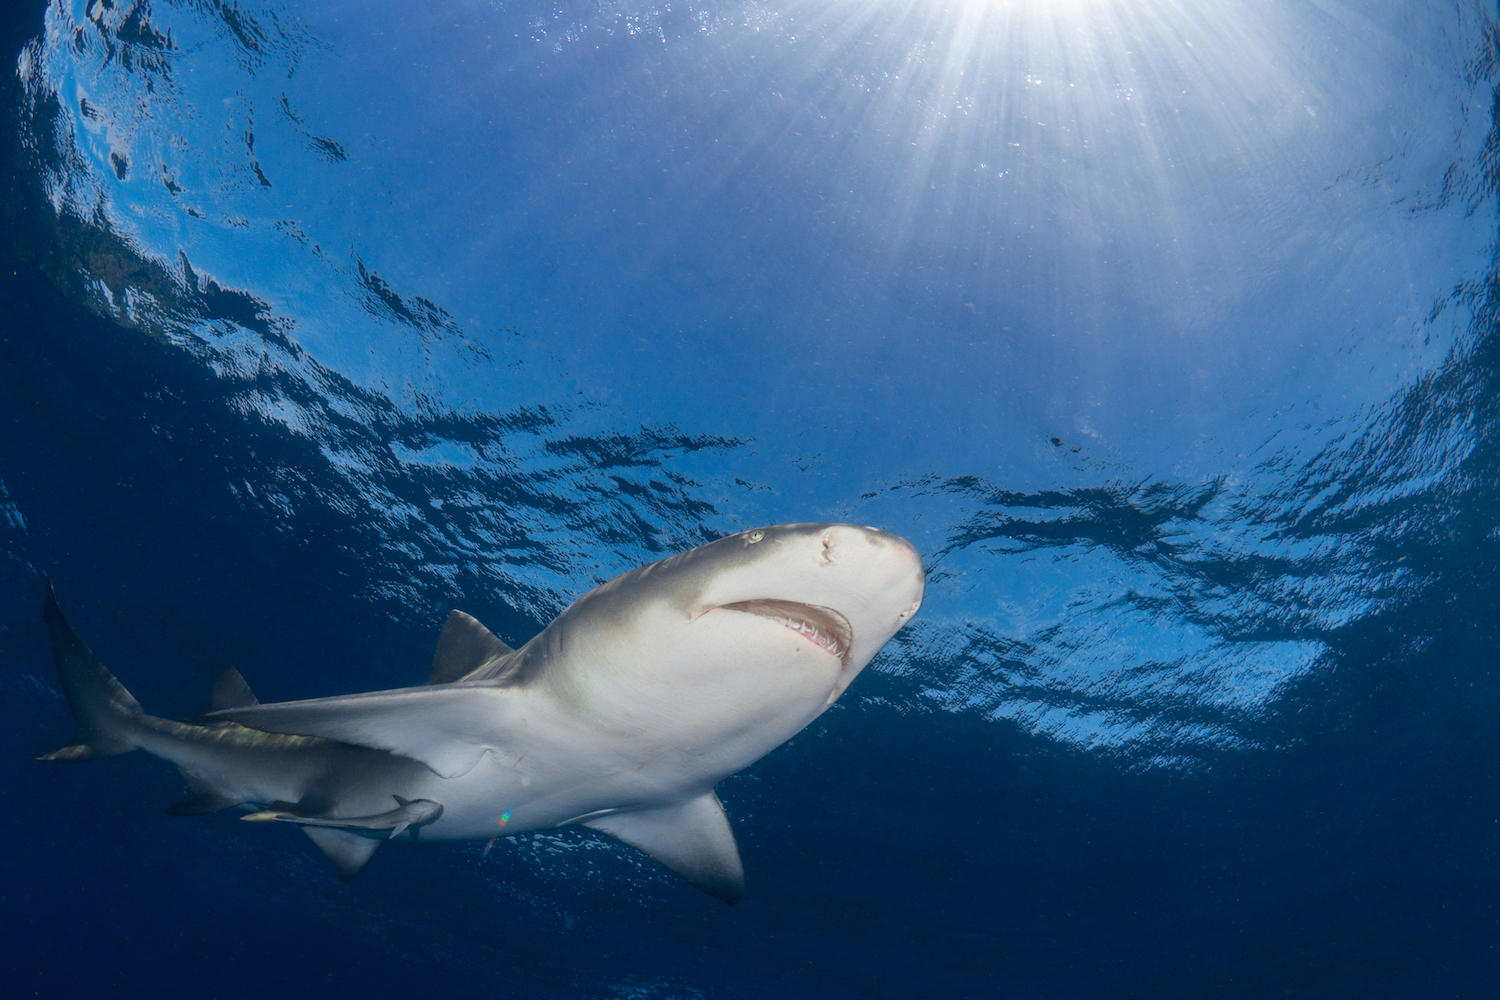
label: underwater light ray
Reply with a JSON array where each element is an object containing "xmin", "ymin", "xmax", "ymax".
[{"xmin": 720, "ymin": 0, "xmax": 1410, "ymax": 304}]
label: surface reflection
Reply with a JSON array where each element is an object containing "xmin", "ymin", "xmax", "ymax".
[{"xmin": 9, "ymin": 0, "xmax": 1497, "ymax": 768}]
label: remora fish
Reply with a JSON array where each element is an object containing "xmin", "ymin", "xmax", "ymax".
[
  {"xmin": 242, "ymin": 795, "xmax": 443, "ymax": 840},
  {"xmin": 39, "ymin": 523, "xmax": 924, "ymax": 902}
]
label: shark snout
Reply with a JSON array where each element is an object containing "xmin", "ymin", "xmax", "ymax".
[
  {"xmin": 818, "ymin": 523, "xmax": 915, "ymax": 561},
  {"xmin": 821, "ymin": 525, "xmax": 925, "ymax": 598},
  {"xmin": 692, "ymin": 522, "xmax": 925, "ymax": 644}
]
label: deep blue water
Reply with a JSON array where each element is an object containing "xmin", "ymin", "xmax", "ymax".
[{"xmin": 2, "ymin": 1, "xmax": 1499, "ymax": 996}]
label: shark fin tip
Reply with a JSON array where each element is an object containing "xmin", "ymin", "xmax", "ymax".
[
  {"xmin": 301, "ymin": 826, "xmax": 381, "ymax": 880},
  {"xmin": 38, "ymin": 743, "xmax": 105, "ymax": 762}
]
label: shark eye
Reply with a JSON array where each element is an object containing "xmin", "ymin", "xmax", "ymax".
[{"xmin": 747, "ymin": 530, "xmax": 765, "ymax": 543}]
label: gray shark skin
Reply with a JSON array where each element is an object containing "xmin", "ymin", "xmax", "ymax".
[{"xmin": 39, "ymin": 523, "xmax": 925, "ymax": 902}]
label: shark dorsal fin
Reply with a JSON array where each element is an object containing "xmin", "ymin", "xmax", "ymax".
[
  {"xmin": 426, "ymin": 610, "xmax": 514, "ymax": 685},
  {"xmin": 184, "ymin": 665, "xmax": 258, "ymax": 723},
  {"xmin": 208, "ymin": 664, "xmax": 259, "ymax": 711},
  {"xmin": 300, "ymin": 826, "xmax": 381, "ymax": 880},
  {"xmin": 583, "ymin": 792, "xmax": 744, "ymax": 905}
]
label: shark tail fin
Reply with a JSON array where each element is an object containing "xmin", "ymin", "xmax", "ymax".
[{"xmin": 38, "ymin": 583, "xmax": 144, "ymax": 762}]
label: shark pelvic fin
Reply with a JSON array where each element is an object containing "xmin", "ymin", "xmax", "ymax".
[
  {"xmin": 38, "ymin": 583, "xmax": 143, "ymax": 762},
  {"xmin": 426, "ymin": 610, "xmax": 515, "ymax": 684},
  {"xmin": 301, "ymin": 826, "xmax": 381, "ymax": 881},
  {"xmin": 583, "ymin": 791, "xmax": 744, "ymax": 905}
]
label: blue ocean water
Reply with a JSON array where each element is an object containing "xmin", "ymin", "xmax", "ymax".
[{"xmin": 2, "ymin": 0, "xmax": 1497, "ymax": 995}]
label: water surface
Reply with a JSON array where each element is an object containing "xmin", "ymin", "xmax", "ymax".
[{"xmin": 3, "ymin": 1, "xmax": 1498, "ymax": 996}]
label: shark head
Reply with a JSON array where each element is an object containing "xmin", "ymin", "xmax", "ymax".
[
  {"xmin": 538, "ymin": 523, "xmax": 925, "ymax": 773},
  {"xmin": 682, "ymin": 523, "xmax": 925, "ymax": 701}
]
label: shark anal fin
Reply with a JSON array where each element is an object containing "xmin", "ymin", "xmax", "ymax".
[
  {"xmin": 301, "ymin": 826, "xmax": 381, "ymax": 881},
  {"xmin": 583, "ymin": 791, "xmax": 744, "ymax": 905},
  {"xmin": 426, "ymin": 610, "xmax": 515, "ymax": 684},
  {"xmin": 166, "ymin": 771, "xmax": 243, "ymax": 815},
  {"xmin": 212, "ymin": 686, "xmax": 512, "ymax": 779}
]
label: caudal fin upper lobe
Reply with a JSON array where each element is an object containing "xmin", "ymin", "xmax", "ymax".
[{"xmin": 38, "ymin": 583, "xmax": 143, "ymax": 762}]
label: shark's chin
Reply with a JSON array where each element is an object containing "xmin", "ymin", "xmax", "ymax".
[{"xmin": 716, "ymin": 600, "xmax": 853, "ymax": 665}]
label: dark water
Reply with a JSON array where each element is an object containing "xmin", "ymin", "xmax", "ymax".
[{"xmin": 3, "ymin": 1, "xmax": 1498, "ymax": 996}]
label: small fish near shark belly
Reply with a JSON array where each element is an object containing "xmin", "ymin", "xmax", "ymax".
[{"xmin": 242, "ymin": 795, "xmax": 445, "ymax": 840}]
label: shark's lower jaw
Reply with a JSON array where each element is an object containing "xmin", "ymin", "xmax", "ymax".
[{"xmin": 718, "ymin": 600, "xmax": 853, "ymax": 665}]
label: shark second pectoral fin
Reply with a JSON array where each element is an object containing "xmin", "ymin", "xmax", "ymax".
[
  {"xmin": 583, "ymin": 791, "xmax": 745, "ymax": 905},
  {"xmin": 211, "ymin": 687, "xmax": 510, "ymax": 778},
  {"xmin": 300, "ymin": 826, "xmax": 381, "ymax": 881}
]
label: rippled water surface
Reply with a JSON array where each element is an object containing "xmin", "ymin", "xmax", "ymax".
[{"xmin": 3, "ymin": 1, "xmax": 1499, "ymax": 996}]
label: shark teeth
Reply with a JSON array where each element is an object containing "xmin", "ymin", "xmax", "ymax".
[
  {"xmin": 717, "ymin": 600, "xmax": 853, "ymax": 663},
  {"xmin": 779, "ymin": 617, "xmax": 841, "ymax": 657}
]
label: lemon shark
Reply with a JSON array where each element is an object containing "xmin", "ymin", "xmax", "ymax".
[{"xmin": 39, "ymin": 523, "xmax": 924, "ymax": 902}]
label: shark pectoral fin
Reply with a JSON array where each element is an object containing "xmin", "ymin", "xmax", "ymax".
[
  {"xmin": 426, "ymin": 610, "xmax": 515, "ymax": 684},
  {"xmin": 301, "ymin": 826, "xmax": 381, "ymax": 881},
  {"xmin": 212, "ymin": 687, "xmax": 512, "ymax": 778},
  {"xmin": 583, "ymin": 792, "xmax": 744, "ymax": 905}
]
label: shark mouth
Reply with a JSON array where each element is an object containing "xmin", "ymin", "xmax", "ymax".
[{"xmin": 720, "ymin": 599, "xmax": 854, "ymax": 665}]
